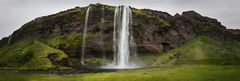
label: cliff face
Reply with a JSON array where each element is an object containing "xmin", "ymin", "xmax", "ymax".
[{"xmin": 0, "ymin": 3, "xmax": 240, "ymax": 58}]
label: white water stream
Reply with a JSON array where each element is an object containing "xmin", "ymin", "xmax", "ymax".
[
  {"xmin": 81, "ymin": 6, "xmax": 92, "ymax": 65},
  {"xmin": 102, "ymin": 5, "xmax": 138, "ymax": 69}
]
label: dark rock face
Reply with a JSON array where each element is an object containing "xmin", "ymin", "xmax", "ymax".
[
  {"xmin": 1, "ymin": 4, "xmax": 240, "ymax": 57},
  {"xmin": 47, "ymin": 53, "xmax": 70, "ymax": 66}
]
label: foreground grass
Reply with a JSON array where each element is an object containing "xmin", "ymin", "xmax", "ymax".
[{"xmin": 0, "ymin": 65, "xmax": 240, "ymax": 81}]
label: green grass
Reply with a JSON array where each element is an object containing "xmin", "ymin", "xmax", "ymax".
[
  {"xmin": 154, "ymin": 36, "xmax": 240, "ymax": 65},
  {"xmin": 138, "ymin": 54, "xmax": 161, "ymax": 66},
  {"xmin": 45, "ymin": 33, "xmax": 83, "ymax": 48},
  {"xmin": 0, "ymin": 65, "xmax": 240, "ymax": 81},
  {"xmin": 45, "ymin": 33, "xmax": 94, "ymax": 49},
  {"xmin": 159, "ymin": 18, "xmax": 171, "ymax": 27},
  {"xmin": 0, "ymin": 38, "xmax": 68, "ymax": 70},
  {"xmin": 0, "ymin": 33, "xmax": 98, "ymax": 70}
]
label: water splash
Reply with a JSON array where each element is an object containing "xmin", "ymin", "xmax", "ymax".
[
  {"xmin": 102, "ymin": 5, "xmax": 139, "ymax": 69},
  {"xmin": 81, "ymin": 5, "xmax": 92, "ymax": 65}
]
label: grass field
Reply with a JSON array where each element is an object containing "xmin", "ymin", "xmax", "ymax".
[{"xmin": 0, "ymin": 65, "xmax": 240, "ymax": 81}]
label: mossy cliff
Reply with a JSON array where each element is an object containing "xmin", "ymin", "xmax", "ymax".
[{"xmin": 0, "ymin": 3, "xmax": 239, "ymax": 69}]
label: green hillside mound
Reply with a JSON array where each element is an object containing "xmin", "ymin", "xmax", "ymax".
[
  {"xmin": 0, "ymin": 38, "xmax": 68, "ymax": 70},
  {"xmin": 0, "ymin": 33, "xmax": 98, "ymax": 70},
  {"xmin": 154, "ymin": 36, "xmax": 240, "ymax": 65}
]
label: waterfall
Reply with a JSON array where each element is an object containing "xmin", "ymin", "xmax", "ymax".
[
  {"xmin": 81, "ymin": 5, "xmax": 91, "ymax": 65},
  {"xmin": 102, "ymin": 5, "xmax": 138, "ymax": 69},
  {"xmin": 117, "ymin": 5, "xmax": 131, "ymax": 67},
  {"xmin": 112, "ymin": 6, "xmax": 119, "ymax": 66},
  {"xmin": 100, "ymin": 6, "xmax": 107, "ymax": 64},
  {"xmin": 7, "ymin": 35, "xmax": 12, "ymax": 46}
]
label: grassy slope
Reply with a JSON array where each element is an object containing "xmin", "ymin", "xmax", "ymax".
[
  {"xmin": 154, "ymin": 36, "xmax": 240, "ymax": 65},
  {"xmin": 0, "ymin": 38, "xmax": 68, "ymax": 70},
  {"xmin": 0, "ymin": 33, "xmax": 97, "ymax": 70},
  {"xmin": 0, "ymin": 65, "xmax": 240, "ymax": 81},
  {"xmin": 44, "ymin": 33, "xmax": 84, "ymax": 49},
  {"xmin": 44, "ymin": 33, "xmax": 95, "ymax": 49}
]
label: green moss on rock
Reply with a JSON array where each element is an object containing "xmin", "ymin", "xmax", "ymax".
[
  {"xmin": 159, "ymin": 18, "xmax": 171, "ymax": 27},
  {"xmin": 45, "ymin": 33, "xmax": 94, "ymax": 49}
]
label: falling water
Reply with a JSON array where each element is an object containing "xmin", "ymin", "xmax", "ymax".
[
  {"xmin": 112, "ymin": 6, "xmax": 119, "ymax": 67},
  {"xmin": 7, "ymin": 35, "xmax": 12, "ymax": 46},
  {"xmin": 81, "ymin": 5, "xmax": 91, "ymax": 65},
  {"xmin": 117, "ymin": 6, "xmax": 131, "ymax": 67},
  {"xmin": 102, "ymin": 5, "xmax": 138, "ymax": 69},
  {"xmin": 100, "ymin": 6, "xmax": 107, "ymax": 63}
]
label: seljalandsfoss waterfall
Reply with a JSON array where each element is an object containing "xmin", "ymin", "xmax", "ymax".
[
  {"xmin": 81, "ymin": 5, "xmax": 139, "ymax": 69},
  {"xmin": 102, "ymin": 5, "xmax": 139, "ymax": 69},
  {"xmin": 0, "ymin": 1, "xmax": 239, "ymax": 80}
]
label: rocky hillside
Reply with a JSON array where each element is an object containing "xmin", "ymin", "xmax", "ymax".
[{"xmin": 0, "ymin": 3, "xmax": 239, "ymax": 69}]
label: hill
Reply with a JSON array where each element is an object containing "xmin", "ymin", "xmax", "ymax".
[
  {"xmin": 154, "ymin": 36, "xmax": 240, "ymax": 65},
  {"xmin": 0, "ymin": 3, "xmax": 239, "ymax": 69}
]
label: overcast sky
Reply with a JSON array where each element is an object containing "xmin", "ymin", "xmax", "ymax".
[{"xmin": 0, "ymin": 0, "xmax": 240, "ymax": 39}]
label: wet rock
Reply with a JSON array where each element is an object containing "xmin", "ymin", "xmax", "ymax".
[{"xmin": 47, "ymin": 53, "xmax": 70, "ymax": 66}]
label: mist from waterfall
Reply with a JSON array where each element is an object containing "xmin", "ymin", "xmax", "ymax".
[
  {"xmin": 81, "ymin": 5, "xmax": 91, "ymax": 65},
  {"xmin": 102, "ymin": 5, "xmax": 138, "ymax": 69}
]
